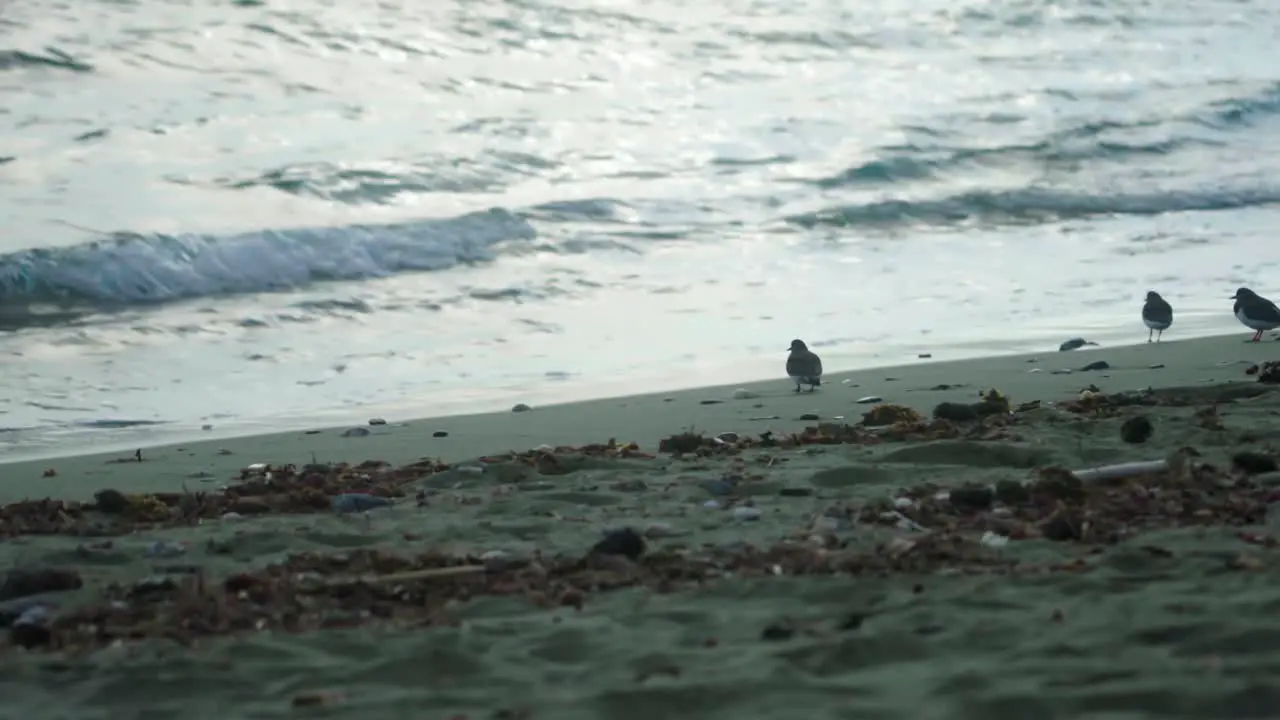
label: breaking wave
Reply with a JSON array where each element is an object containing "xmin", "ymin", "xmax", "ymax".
[{"xmin": 0, "ymin": 209, "xmax": 535, "ymax": 306}]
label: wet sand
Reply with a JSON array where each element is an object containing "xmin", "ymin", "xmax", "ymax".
[{"xmin": 3, "ymin": 334, "xmax": 1280, "ymax": 719}]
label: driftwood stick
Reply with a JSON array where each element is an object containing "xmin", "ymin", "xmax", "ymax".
[
  {"xmin": 322, "ymin": 565, "xmax": 486, "ymax": 588},
  {"xmin": 1071, "ymin": 460, "xmax": 1168, "ymax": 484}
]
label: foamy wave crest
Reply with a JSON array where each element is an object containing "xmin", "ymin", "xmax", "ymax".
[{"xmin": 0, "ymin": 209, "xmax": 535, "ymax": 305}]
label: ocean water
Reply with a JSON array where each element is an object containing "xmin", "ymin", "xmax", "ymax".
[{"xmin": 2, "ymin": 0, "xmax": 1279, "ymax": 460}]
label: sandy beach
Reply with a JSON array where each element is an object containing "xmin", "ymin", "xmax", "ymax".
[{"xmin": 4, "ymin": 334, "xmax": 1280, "ymax": 719}]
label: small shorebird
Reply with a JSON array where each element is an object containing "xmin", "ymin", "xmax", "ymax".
[
  {"xmin": 787, "ymin": 339, "xmax": 822, "ymax": 393},
  {"xmin": 1142, "ymin": 291, "xmax": 1173, "ymax": 343},
  {"xmin": 1231, "ymin": 287, "xmax": 1280, "ymax": 342}
]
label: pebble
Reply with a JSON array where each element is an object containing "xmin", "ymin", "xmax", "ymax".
[
  {"xmin": 512, "ymin": 403, "xmax": 532, "ymax": 413},
  {"xmin": 893, "ymin": 497, "xmax": 914, "ymax": 509},
  {"xmin": 201, "ymin": 424, "xmax": 213, "ymax": 431},
  {"xmin": 732, "ymin": 506, "xmax": 762, "ymax": 521},
  {"xmin": 432, "ymin": 430, "xmax": 448, "ymax": 438},
  {"xmin": 855, "ymin": 396, "xmax": 882, "ymax": 404},
  {"xmin": 341, "ymin": 427, "xmax": 370, "ymax": 438},
  {"xmin": 732, "ymin": 388, "xmax": 759, "ymax": 400},
  {"xmin": 368, "ymin": 418, "xmax": 387, "ymax": 426}
]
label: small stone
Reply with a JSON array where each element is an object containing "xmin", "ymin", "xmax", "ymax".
[
  {"xmin": 949, "ymin": 484, "xmax": 994, "ymax": 512},
  {"xmin": 732, "ymin": 388, "xmax": 759, "ymax": 400},
  {"xmin": 432, "ymin": 430, "xmax": 448, "ymax": 438},
  {"xmin": 760, "ymin": 623, "xmax": 795, "ymax": 641},
  {"xmin": 512, "ymin": 403, "xmax": 532, "ymax": 413},
  {"xmin": 368, "ymin": 418, "xmax": 387, "ymax": 426},
  {"xmin": 1080, "ymin": 360, "xmax": 1110, "ymax": 372},
  {"xmin": 590, "ymin": 528, "xmax": 645, "ymax": 561},
  {"xmin": 341, "ymin": 427, "xmax": 370, "ymax": 438},
  {"xmin": 732, "ymin": 506, "xmax": 762, "ymax": 521},
  {"xmin": 201, "ymin": 424, "xmax": 213, "ymax": 431},
  {"xmin": 1232, "ymin": 452, "xmax": 1278, "ymax": 475},
  {"xmin": 1120, "ymin": 416, "xmax": 1153, "ymax": 444}
]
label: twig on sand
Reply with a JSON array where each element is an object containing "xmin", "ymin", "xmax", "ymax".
[
  {"xmin": 1071, "ymin": 460, "xmax": 1168, "ymax": 484},
  {"xmin": 320, "ymin": 565, "xmax": 486, "ymax": 588}
]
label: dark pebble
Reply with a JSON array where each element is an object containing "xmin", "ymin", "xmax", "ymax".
[
  {"xmin": 798, "ymin": 413, "xmax": 820, "ymax": 421},
  {"xmin": 1120, "ymin": 416, "xmax": 1154, "ymax": 444},
  {"xmin": 932, "ymin": 402, "xmax": 977, "ymax": 422},
  {"xmin": 949, "ymin": 484, "xmax": 994, "ymax": 512},
  {"xmin": 9, "ymin": 622, "xmax": 50, "ymax": 649},
  {"xmin": 760, "ymin": 623, "xmax": 795, "ymax": 641},
  {"xmin": 699, "ymin": 400, "xmax": 723, "ymax": 406},
  {"xmin": 590, "ymin": 528, "xmax": 646, "ymax": 561},
  {"xmin": 93, "ymin": 489, "xmax": 130, "ymax": 514},
  {"xmin": 1232, "ymin": 452, "xmax": 1279, "ymax": 475},
  {"xmin": 432, "ymin": 431, "xmax": 448, "ymax": 438},
  {"xmin": 1080, "ymin": 360, "xmax": 1110, "ymax": 372},
  {"xmin": 779, "ymin": 487, "xmax": 814, "ymax": 497}
]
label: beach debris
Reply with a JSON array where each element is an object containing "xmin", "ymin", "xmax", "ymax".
[
  {"xmin": 1058, "ymin": 338, "xmax": 1098, "ymax": 352},
  {"xmin": 512, "ymin": 403, "xmax": 532, "ymax": 413},
  {"xmin": 331, "ymin": 493, "xmax": 393, "ymax": 514},
  {"xmin": 202, "ymin": 424, "xmax": 213, "ymax": 430},
  {"xmin": 932, "ymin": 388, "xmax": 1010, "ymax": 423},
  {"xmin": 994, "ymin": 479, "xmax": 1030, "ymax": 505},
  {"xmin": 1080, "ymin": 360, "xmax": 1110, "ymax": 372},
  {"xmin": 1120, "ymin": 416, "xmax": 1154, "ymax": 444},
  {"xmin": 732, "ymin": 388, "xmax": 760, "ymax": 400},
  {"xmin": 41, "ymin": 468, "xmax": 56, "ymax": 478},
  {"xmin": 948, "ymin": 484, "xmax": 994, "ymax": 512},
  {"xmin": 341, "ymin": 427, "xmax": 371, "ymax": 438},
  {"xmin": 860, "ymin": 403, "xmax": 922, "ymax": 426},
  {"xmin": 1232, "ymin": 452, "xmax": 1278, "ymax": 476},
  {"xmin": 854, "ymin": 396, "xmax": 882, "ymax": 404},
  {"xmin": 368, "ymin": 418, "xmax": 387, "ymax": 426},
  {"xmin": 699, "ymin": 399, "xmax": 723, "ymax": 405},
  {"xmin": 432, "ymin": 430, "xmax": 448, "ymax": 437},
  {"xmin": 1257, "ymin": 361, "xmax": 1280, "ymax": 384},
  {"xmin": 979, "ymin": 531, "xmax": 1010, "ymax": 548}
]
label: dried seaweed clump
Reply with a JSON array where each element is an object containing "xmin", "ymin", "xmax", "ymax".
[
  {"xmin": 860, "ymin": 404, "xmax": 922, "ymax": 427},
  {"xmin": 1257, "ymin": 360, "xmax": 1280, "ymax": 385},
  {"xmin": 854, "ymin": 454, "xmax": 1272, "ymax": 546}
]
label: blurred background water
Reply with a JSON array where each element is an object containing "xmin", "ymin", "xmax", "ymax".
[{"xmin": 2, "ymin": 0, "xmax": 1278, "ymax": 460}]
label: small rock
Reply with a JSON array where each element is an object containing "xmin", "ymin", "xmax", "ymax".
[
  {"xmin": 732, "ymin": 506, "xmax": 762, "ymax": 521},
  {"xmin": 9, "ymin": 605, "xmax": 51, "ymax": 649},
  {"xmin": 761, "ymin": 623, "xmax": 795, "ymax": 641},
  {"xmin": 779, "ymin": 487, "xmax": 813, "ymax": 497},
  {"xmin": 590, "ymin": 528, "xmax": 645, "ymax": 561},
  {"xmin": 368, "ymin": 418, "xmax": 387, "ymax": 426},
  {"xmin": 1120, "ymin": 416, "xmax": 1153, "ymax": 444},
  {"xmin": 732, "ymin": 388, "xmax": 760, "ymax": 400},
  {"xmin": 980, "ymin": 531, "xmax": 1010, "ymax": 548},
  {"xmin": 949, "ymin": 484, "xmax": 994, "ymax": 512},
  {"xmin": 699, "ymin": 399, "xmax": 723, "ymax": 405},
  {"xmin": 1080, "ymin": 360, "xmax": 1110, "ymax": 372},
  {"xmin": 715, "ymin": 432, "xmax": 740, "ymax": 443},
  {"xmin": 341, "ymin": 427, "xmax": 370, "ymax": 438},
  {"xmin": 432, "ymin": 430, "xmax": 448, "ymax": 438},
  {"xmin": 512, "ymin": 403, "xmax": 532, "ymax": 413},
  {"xmin": 93, "ymin": 489, "xmax": 130, "ymax": 514},
  {"xmin": 41, "ymin": 468, "xmax": 56, "ymax": 478},
  {"xmin": 1233, "ymin": 452, "xmax": 1279, "ymax": 476},
  {"xmin": 201, "ymin": 424, "xmax": 213, "ymax": 431}
]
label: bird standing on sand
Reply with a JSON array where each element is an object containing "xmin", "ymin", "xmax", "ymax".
[
  {"xmin": 1232, "ymin": 287, "xmax": 1280, "ymax": 342},
  {"xmin": 1142, "ymin": 291, "xmax": 1173, "ymax": 343},
  {"xmin": 787, "ymin": 339, "xmax": 822, "ymax": 393}
]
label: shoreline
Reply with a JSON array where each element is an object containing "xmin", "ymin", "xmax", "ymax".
[
  {"xmin": 0, "ymin": 317, "xmax": 1251, "ymax": 468},
  {"xmin": 5, "ymin": 331, "xmax": 1274, "ymax": 501}
]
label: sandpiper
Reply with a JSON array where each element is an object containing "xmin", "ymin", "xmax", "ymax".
[
  {"xmin": 1142, "ymin": 291, "xmax": 1173, "ymax": 343},
  {"xmin": 787, "ymin": 339, "xmax": 822, "ymax": 393},
  {"xmin": 1231, "ymin": 287, "xmax": 1280, "ymax": 342}
]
